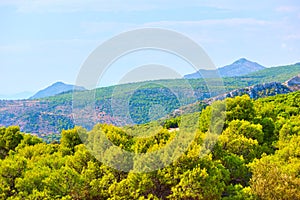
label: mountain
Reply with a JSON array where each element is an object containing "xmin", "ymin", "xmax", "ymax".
[
  {"xmin": 184, "ymin": 58, "xmax": 265, "ymax": 79},
  {"xmin": 219, "ymin": 58, "xmax": 266, "ymax": 77},
  {"xmin": 0, "ymin": 91, "xmax": 34, "ymax": 100},
  {"xmin": 0, "ymin": 62, "xmax": 299, "ymax": 134},
  {"xmin": 30, "ymin": 82, "xmax": 86, "ymax": 99}
]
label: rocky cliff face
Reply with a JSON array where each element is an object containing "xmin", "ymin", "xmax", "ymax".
[
  {"xmin": 284, "ymin": 74, "xmax": 300, "ymax": 91},
  {"xmin": 204, "ymin": 82, "xmax": 292, "ymax": 104}
]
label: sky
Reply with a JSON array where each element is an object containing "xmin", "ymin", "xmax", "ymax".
[{"xmin": 0, "ymin": 0, "xmax": 300, "ymax": 98}]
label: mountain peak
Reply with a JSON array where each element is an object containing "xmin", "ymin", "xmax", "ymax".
[
  {"xmin": 234, "ymin": 58, "xmax": 249, "ymax": 63},
  {"xmin": 29, "ymin": 82, "xmax": 86, "ymax": 99},
  {"xmin": 231, "ymin": 58, "xmax": 259, "ymax": 65},
  {"xmin": 220, "ymin": 58, "xmax": 265, "ymax": 77},
  {"xmin": 52, "ymin": 81, "xmax": 65, "ymax": 86},
  {"xmin": 184, "ymin": 58, "xmax": 265, "ymax": 79}
]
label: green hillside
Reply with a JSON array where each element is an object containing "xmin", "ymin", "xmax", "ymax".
[
  {"xmin": 1, "ymin": 91, "xmax": 300, "ymax": 199},
  {"xmin": 0, "ymin": 63, "xmax": 299, "ymax": 134},
  {"xmin": 237, "ymin": 63, "xmax": 300, "ymax": 84}
]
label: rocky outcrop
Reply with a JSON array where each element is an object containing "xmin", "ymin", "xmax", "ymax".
[
  {"xmin": 284, "ymin": 74, "xmax": 300, "ymax": 91},
  {"xmin": 204, "ymin": 82, "xmax": 292, "ymax": 104}
]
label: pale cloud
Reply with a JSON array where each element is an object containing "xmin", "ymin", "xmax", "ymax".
[
  {"xmin": 0, "ymin": 0, "xmax": 156, "ymax": 12},
  {"xmin": 199, "ymin": 0, "xmax": 281, "ymax": 11},
  {"xmin": 281, "ymin": 42, "xmax": 287, "ymax": 48},
  {"xmin": 284, "ymin": 34, "xmax": 300, "ymax": 40},
  {"xmin": 276, "ymin": 5, "xmax": 298, "ymax": 12},
  {"xmin": 144, "ymin": 18, "xmax": 272, "ymax": 27},
  {"xmin": 78, "ymin": 18, "xmax": 277, "ymax": 46},
  {"xmin": 81, "ymin": 22, "xmax": 138, "ymax": 35},
  {"xmin": 0, "ymin": 0, "xmax": 215, "ymax": 13},
  {"xmin": 281, "ymin": 42, "xmax": 294, "ymax": 51},
  {"xmin": 0, "ymin": 44, "xmax": 31, "ymax": 53}
]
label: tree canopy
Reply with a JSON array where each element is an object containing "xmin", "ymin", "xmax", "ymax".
[{"xmin": 0, "ymin": 92, "xmax": 300, "ymax": 199}]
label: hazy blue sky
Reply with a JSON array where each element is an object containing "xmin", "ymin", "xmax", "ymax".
[{"xmin": 0, "ymin": 0, "xmax": 300, "ymax": 96}]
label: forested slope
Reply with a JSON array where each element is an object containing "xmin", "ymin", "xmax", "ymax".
[
  {"xmin": 1, "ymin": 62, "xmax": 299, "ymax": 134},
  {"xmin": 1, "ymin": 92, "xmax": 300, "ymax": 199}
]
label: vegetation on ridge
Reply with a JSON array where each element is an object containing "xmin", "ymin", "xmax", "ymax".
[
  {"xmin": 1, "ymin": 62, "xmax": 299, "ymax": 135},
  {"xmin": 0, "ymin": 91, "xmax": 300, "ymax": 199}
]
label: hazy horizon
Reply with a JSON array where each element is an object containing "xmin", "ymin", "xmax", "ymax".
[{"xmin": 1, "ymin": 57, "xmax": 299, "ymax": 100}]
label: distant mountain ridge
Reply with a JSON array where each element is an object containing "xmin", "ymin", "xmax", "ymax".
[
  {"xmin": 30, "ymin": 82, "xmax": 86, "ymax": 99},
  {"xmin": 184, "ymin": 58, "xmax": 265, "ymax": 79},
  {"xmin": 0, "ymin": 62, "xmax": 299, "ymax": 134},
  {"xmin": 0, "ymin": 91, "xmax": 34, "ymax": 100}
]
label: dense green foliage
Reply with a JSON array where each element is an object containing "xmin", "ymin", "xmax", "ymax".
[{"xmin": 1, "ymin": 92, "xmax": 300, "ymax": 199}]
